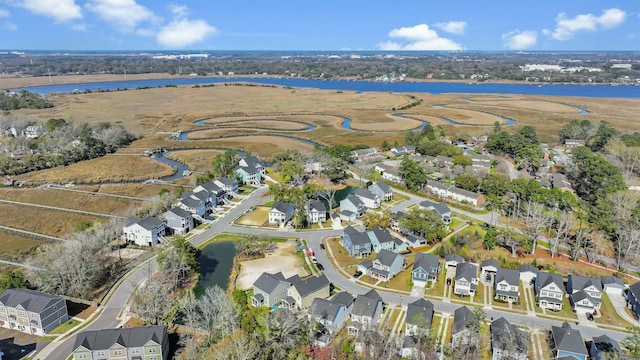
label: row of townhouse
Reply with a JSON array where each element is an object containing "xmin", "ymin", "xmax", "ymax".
[
  {"xmin": 425, "ymin": 180, "xmax": 485, "ymax": 208},
  {"xmin": 71, "ymin": 325, "xmax": 170, "ymax": 360},
  {"xmin": 339, "ymin": 182, "xmax": 393, "ymax": 221},
  {"xmin": 0, "ymin": 288, "xmax": 68, "ymax": 336},
  {"xmin": 341, "ymin": 226, "xmax": 407, "ymax": 259},
  {"xmin": 250, "ymin": 272, "xmax": 331, "ymax": 309},
  {"xmin": 122, "ymin": 177, "xmax": 239, "ymax": 246}
]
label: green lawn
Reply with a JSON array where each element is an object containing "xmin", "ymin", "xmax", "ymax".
[
  {"xmin": 327, "ymin": 236, "xmax": 374, "ymax": 268},
  {"xmin": 595, "ymin": 293, "xmax": 634, "ymax": 328},
  {"xmin": 387, "ymin": 268, "xmax": 414, "ymax": 292},
  {"xmin": 50, "ymin": 319, "xmax": 81, "ymax": 334},
  {"xmin": 448, "ymin": 218, "xmax": 464, "ymax": 230},
  {"xmin": 426, "ymin": 263, "xmax": 447, "ymax": 297},
  {"xmin": 386, "ymin": 307, "xmax": 401, "ymax": 330}
]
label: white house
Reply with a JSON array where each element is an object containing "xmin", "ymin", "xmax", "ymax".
[
  {"xmin": 269, "ymin": 201, "xmax": 295, "ymax": 226},
  {"xmin": 123, "ymin": 216, "xmax": 166, "ymax": 246},
  {"xmin": 454, "ymin": 263, "xmax": 478, "ymax": 297},
  {"xmin": 352, "ymin": 188, "xmax": 380, "ymax": 209}
]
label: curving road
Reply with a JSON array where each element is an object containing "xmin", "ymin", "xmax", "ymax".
[{"xmin": 38, "ymin": 185, "xmax": 630, "ymax": 359}]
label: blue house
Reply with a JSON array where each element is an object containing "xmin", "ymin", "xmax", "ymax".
[
  {"xmin": 412, "ymin": 253, "xmax": 440, "ymax": 286},
  {"xmin": 235, "ymin": 156, "xmax": 265, "ymax": 185},
  {"xmin": 340, "ymin": 194, "xmax": 367, "ymax": 218},
  {"xmin": 341, "ymin": 226, "xmax": 371, "ymax": 258},
  {"xmin": 551, "ymin": 323, "xmax": 588, "ymax": 360},
  {"xmin": 368, "ymin": 227, "xmax": 395, "ymax": 253},
  {"xmin": 370, "ymin": 250, "xmax": 405, "ymax": 281}
]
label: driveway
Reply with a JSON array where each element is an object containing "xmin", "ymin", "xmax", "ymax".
[{"xmin": 608, "ymin": 292, "xmax": 640, "ymax": 327}]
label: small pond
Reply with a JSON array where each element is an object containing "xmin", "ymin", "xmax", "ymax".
[{"xmin": 194, "ymin": 241, "xmax": 237, "ymax": 296}]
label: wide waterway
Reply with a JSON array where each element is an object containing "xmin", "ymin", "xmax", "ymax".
[{"xmin": 14, "ymin": 77, "xmax": 640, "ymax": 98}]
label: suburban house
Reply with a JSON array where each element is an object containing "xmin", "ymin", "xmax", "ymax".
[
  {"xmin": 357, "ymin": 260, "xmax": 373, "ymax": 276},
  {"xmin": 390, "ymin": 211, "xmax": 409, "ymax": 234},
  {"xmin": 389, "ymin": 145, "xmax": 416, "ymax": 157},
  {"xmin": 350, "ymin": 147, "xmax": 381, "ymax": 162},
  {"xmin": 368, "ymin": 227, "xmax": 395, "ymax": 253},
  {"xmin": 550, "ymin": 323, "xmax": 588, "ymax": 360},
  {"xmin": 0, "ymin": 288, "xmax": 68, "ymax": 336},
  {"xmin": 586, "ymin": 334, "xmax": 623, "ymax": 360},
  {"xmin": 425, "ymin": 180, "xmax": 485, "ymax": 207},
  {"xmin": 341, "ymin": 226, "xmax": 372, "ymax": 258},
  {"xmin": 123, "ymin": 216, "xmax": 166, "ymax": 247},
  {"xmin": 235, "ymin": 156, "xmax": 265, "ymax": 185},
  {"xmin": 374, "ymin": 164, "xmax": 404, "ymax": 183},
  {"xmin": 162, "ymin": 207, "xmax": 194, "ymax": 235},
  {"xmin": 332, "ymin": 292, "xmax": 355, "ymax": 312},
  {"xmin": 308, "ymin": 298, "xmax": 349, "ymax": 334},
  {"xmin": 368, "ymin": 182, "xmax": 393, "ymax": 201},
  {"xmin": 404, "ymin": 234, "xmax": 427, "ymax": 248},
  {"xmin": 405, "ymin": 298, "xmax": 434, "ymax": 336},
  {"xmin": 518, "ymin": 264, "xmax": 538, "ymax": 285},
  {"xmin": 601, "ymin": 276, "xmax": 625, "ymax": 295},
  {"xmin": 251, "ymin": 272, "xmax": 293, "ymax": 307},
  {"xmin": 269, "ymin": 201, "xmax": 295, "ymax": 226},
  {"xmin": 23, "ymin": 125, "xmax": 44, "ymax": 139},
  {"xmin": 490, "ymin": 317, "xmax": 528, "ymax": 360},
  {"xmin": 454, "ymin": 262, "xmax": 478, "ymax": 296},
  {"xmin": 480, "ymin": 259, "xmax": 500, "ymax": 278},
  {"xmin": 340, "ymin": 194, "xmax": 367, "ymax": 218},
  {"xmin": 306, "ymin": 199, "xmax": 327, "ymax": 224},
  {"xmin": 185, "ymin": 188, "xmax": 215, "ymax": 213},
  {"xmin": 369, "ymin": 250, "xmax": 405, "ymax": 282},
  {"xmin": 452, "ymin": 306, "xmax": 478, "ymax": 350},
  {"xmin": 536, "ymin": 272, "xmax": 565, "ymax": 311},
  {"xmin": 445, "ymin": 254, "xmax": 465, "ymax": 268},
  {"xmin": 627, "ymin": 281, "xmax": 640, "ymax": 319},
  {"xmin": 214, "ymin": 177, "xmax": 239, "ymax": 196},
  {"xmin": 193, "ymin": 181, "xmax": 223, "ymax": 207},
  {"xmin": 178, "ymin": 191, "xmax": 208, "ymax": 219},
  {"xmin": 412, "ymin": 253, "xmax": 440, "ymax": 286},
  {"xmin": 352, "ymin": 188, "xmax": 380, "ymax": 209},
  {"xmin": 348, "ymin": 289, "xmax": 383, "ymax": 335},
  {"xmin": 71, "ymin": 325, "xmax": 169, "ymax": 360},
  {"xmin": 567, "ymin": 275, "xmax": 602, "ymax": 313},
  {"xmin": 494, "ymin": 268, "xmax": 521, "ymax": 303},
  {"xmin": 393, "ymin": 238, "xmax": 408, "ymax": 253},
  {"xmin": 286, "ymin": 274, "xmax": 331, "ymax": 309},
  {"xmin": 418, "ymin": 200, "xmax": 451, "ymax": 224}
]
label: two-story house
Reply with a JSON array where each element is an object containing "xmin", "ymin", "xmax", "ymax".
[
  {"xmin": 235, "ymin": 156, "xmax": 265, "ymax": 185},
  {"xmin": 286, "ymin": 274, "xmax": 330, "ymax": 309},
  {"xmin": 341, "ymin": 226, "xmax": 372, "ymax": 258},
  {"xmin": 551, "ymin": 323, "xmax": 588, "ymax": 360},
  {"xmin": 162, "ymin": 207, "xmax": 194, "ymax": 235},
  {"xmin": 268, "ymin": 201, "xmax": 295, "ymax": 226},
  {"xmin": 369, "ymin": 250, "xmax": 405, "ymax": 282},
  {"xmin": 306, "ymin": 199, "xmax": 327, "ymax": 224},
  {"xmin": 72, "ymin": 325, "xmax": 169, "ymax": 360},
  {"xmin": 352, "ymin": 188, "xmax": 381, "ymax": 209},
  {"xmin": 418, "ymin": 200, "xmax": 451, "ymax": 225},
  {"xmin": 587, "ymin": 334, "xmax": 623, "ymax": 360},
  {"xmin": 340, "ymin": 194, "xmax": 367, "ymax": 219},
  {"xmin": 536, "ymin": 272, "xmax": 565, "ymax": 311},
  {"xmin": 214, "ymin": 177, "xmax": 239, "ymax": 197},
  {"xmin": 491, "ymin": 317, "xmax": 528, "ymax": 360},
  {"xmin": 627, "ymin": 281, "xmax": 640, "ymax": 319},
  {"xmin": 405, "ymin": 298, "xmax": 434, "ymax": 336},
  {"xmin": 308, "ymin": 298, "xmax": 349, "ymax": 334},
  {"xmin": 251, "ymin": 272, "xmax": 293, "ymax": 307},
  {"xmin": 454, "ymin": 262, "xmax": 478, "ymax": 297},
  {"xmin": 348, "ymin": 289, "xmax": 383, "ymax": 335},
  {"xmin": 178, "ymin": 191, "xmax": 208, "ymax": 219},
  {"xmin": 193, "ymin": 181, "xmax": 223, "ymax": 208},
  {"xmin": 452, "ymin": 306, "xmax": 478, "ymax": 350},
  {"xmin": 411, "ymin": 253, "xmax": 440, "ymax": 287},
  {"xmin": 567, "ymin": 275, "xmax": 602, "ymax": 313},
  {"xmin": 0, "ymin": 288, "xmax": 68, "ymax": 336},
  {"xmin": 123, "ymin": 216, "xmax": 166, "ymax": 247},
  {"xmin": 368, "ymin": 227, "xmax": 395, "ymax": 253},
  {"xmin": 494, "ymin": 268, "xmax": 520, "ymax": 303},
  {"xmin": 368, "ymin": 182, "xmax": 393, "ymax": 201}
]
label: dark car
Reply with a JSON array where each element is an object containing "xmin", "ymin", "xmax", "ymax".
[
  {"xmin": 317, "ymin": 263, "xmax": 324, "ymax": 271},
  {"xmin": 320, "ymin": 243, "xmax": 326, "ymax": 250},
  {"xmin": 586, "ymin": 312, "xmax": 594, "ymax": 321},
  {"xmin": 354, "ymin": 270, "xmax": 363, "ymax": 278}
]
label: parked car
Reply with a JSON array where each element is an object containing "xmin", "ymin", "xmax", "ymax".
[
  {"xmin": 320, "ymin": 243, "xmax": 326, "ymax": 250},
  {"xmin": 310, "ymin": 256, "xmax": 318, "ymax": 264},
  {"xmin": 586, "ymin": 312, "xmax": 594, "ymax": 321},
  {"xmin": 354, "ymin": 270, "xmax": 363, "ymax": 278},
  {"xmin": 317, "ymin": 263, "xmax": 324, "ymax": 271}
]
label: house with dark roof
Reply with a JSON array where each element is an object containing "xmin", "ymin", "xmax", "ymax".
[
  {"xmin": 587, "ymin": 334, "xmax": 624, "ymax": 360},
  {"xmin": 490, "ymin": 317, "xmax": 528, "ymax": 360},
  {"xmin": 332, "ymin": 292, "xmax": 355, "ymax": 312},
  {"xmin": 349, "ymin": 290, "xmax": 383, "ymax": 335},
  {"xmin": 287, "ymin": 274, "xmax": 331, "ymax": 309},
  {"xmin": 445, "ymin": 254, "xmax": 464, "ymax": 268},
  {"xmin": 369, "ymin": 250, "xmax": 405, "ymax": 282},
  {"xmin": 269, "ymin": 201, "xmax": 295, "ymax": 226},
  {"xmin": 306, "ymin": 199, "xmax": 327, "ymax": 224},
  {"xmin": 480, "ymin": 259, "xmax": 500, "ymax": 278},
  {"xmin": 518, "ymin": 264, "xmax": 538, "ymax": 285},
  {"xmin": 350, "ymin": 147, "xmax": 381, "ymax": 162},
  {"xmin": 162, "ymin": 207, "xmax": 194, "ymax": 235},
  {"xmin": 235, "ymin": 155, "xmax": 265, "ymax": 185},
  {"xmin": 536, "ymin": 272, "xmax": 565, "ymax": 311},
  {"xmin": 494, "ymin": 268, "xmax": 520, "ymax": 303},
  {"xmin": 352, "ymin": 188, "xmax": 380, "ymax": 209},
  {"xmin": 308, "ymin": 298, "xmax": 349, "ymax": 334},
  {"xmin": 390, "ymin": 211, "xmax": 409, "ymax": 234},
  {"xmin": 390, "ymin": 145, "xmax": 416, "ymax": 157},
  {"xmin": 214, "ymin": 177, "xmax": 239, "ymax": 196},
  {"xmin": 374, "ymin": 164, "xmax": 404, "ymax": 183},
  {"xmin": 568, "ymin": 275, "xmax": 602, "ymax": 313},
  {"xmin": 454, "ymin": 262, "xmax": 478, "ymax": 296},
  {"xmin": 340, "ymin": 194, "xmax": 367, "ymax": 218},
  {"xmin": 551, "ymin": 323, "xmax": 588, "ymax": 360},
  {"xmin": 601, "ymin": 276, "xmax": 624, "ymax": 296},
  {"xmin": 341, "ymin": 226, "xmax": 372, "ymax": 258},
  {"xmin": 194, "ymin": 181, "xmax": 224, "ymax": 207},
  {"xmin": 178, "ymin": 190, "xmax": 208, "ymax": 218},
  {"xmin": 72, "ymin": 325, "xmax": 169, "ymax": 360},
  {"xmin": 0, "ymin": 288, "xmax": 68, "ymax": 336},
  {"xmin": 404, "ymin": 233, "xmax": 427, "ymax": 248},
  {"xmin": 405, "ymin": 298, "xmax": 434, "ymax": 336},
  {"xmin": 412, "ymin": 253, "xmax": 440, "ymax": 286},
  {"xmin": 419, "ymin": 200, "xmax": 451, "ymax": 224},
  {"xmin": 425, "ymin": 180, "xmax": 485, "ymax": 207},
  {"xmin": 123, "ymin": 216, "xmax": 166, "ymax": 246},
  {"xmin": 368, "ymin": 227, "xmax": 395, "ymax": 253},
  {"xmin": 251, "ymin": 272, "xmax": 293, "ymax": 307},
  {"xmin": 627, "ymin": 281, "xmax": 640, "ymax": 319},
  {"xmin": 368, "ymin": 182, "xmax": 393, "ymax": 201},
  {"xmin": 452, "ymin": 306, "xmax": 478, "ymax": 350}
]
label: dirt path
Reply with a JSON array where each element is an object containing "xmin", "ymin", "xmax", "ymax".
[{"xmin": 235, "ymin": 242, "xmax": 307, "ymax": 289}]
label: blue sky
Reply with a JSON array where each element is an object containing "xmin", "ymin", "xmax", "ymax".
[{"xmin": 0, "ymin": 1, "xmax": 638, "ymax": 51}]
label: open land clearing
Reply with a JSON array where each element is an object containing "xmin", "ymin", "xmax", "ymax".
[
  {"xmin": 235, "ymin": 242, "xmax": 307, "ymax": 290},
  {"xmin": 165, "ymin": 149, "xmax": 224, "ymax": 172},
  {"xmin": 74, "ymin": 183, "xmax": 175, "ymax": 199},
  {"xmin": 0, "ymin": 230, "xmax": 47, "ymax": 261},
  {"xmin": 0, "ymin": 203, "xmax": 102, "ymax": 237}
]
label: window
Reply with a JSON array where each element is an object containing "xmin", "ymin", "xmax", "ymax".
[
  {"xmin": 114, "ymin": 350, "xmax": 123, "ymax": 356},
  {"xmin": 149, "ymin": 347, "xmax": 157, "ymax": 353},
  {"xmin": 77, "ymin": 354, "xmax": 87, "ymax": 359},
  {"xmin": 131, "ymin": 349, "xmax": 139, "ymax": 354},
  {"xmin": 96, "ymin": 351, "xmax": 105, "ymax": 356}
]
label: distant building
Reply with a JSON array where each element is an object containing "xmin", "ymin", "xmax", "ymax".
[{"xmin": 0, "ymin": 289, "xmax": 68, "ymax": 336}]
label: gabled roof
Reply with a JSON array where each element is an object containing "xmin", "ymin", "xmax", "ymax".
[
  {"xmin": 0, "ymin": 289, "xmax": 64, "ymax": 313},
  {"xmin": 197, "ymin": 180, "xmax": 223, "ymax": 193},
  {"xmin": 629, "ymin": 281, "xmax": 640, "ymax": 299},
  {"xmin": 252, "ymin": 272, "xmax": 288, "ymax": 294},
  {"xmin": 445, "ymin": 254, "xmax": 464, "ymax": 264},
  {"xmin": 570, "ymin": 275, "xmax": 602, "ymax": 293},
  {"xmin": 452, "ymin": 306, "xmax": 475, "ymax": 335},
  {"xmin": 343, "ymin": 194, "xmax": 365, "ymax": 208},
  {"xmin": 309, "ymin": 199, "xmax": 326, "ymax": 212},
  {"xmin": 352, "ymin": 290, "xmax": 382, "ymax": 318},
  {"xmin": 374, "ymin": 249, "xmax": 402, "ymax": 267},
  {"xmin": 291, "ymin": 274, "xmax": 330, "ymax": 298},
  {"xmin": 455, "ymin": 262, "xmax": 477, "ymax": 281},
  {"xmin": 419, "ymin": 200, "xmax": 451, "ymax": 216},
  {"xmin": 271, "ymin": 201, "xmax": 294, "ymax": 214},
  {"xmin": 369, "ymin": 182, "xmax": 391, "ymax": 193},
  {"xmin": 601, "ymin": 275, "xmax": 624, "ymax": 287},
  {"xmin": 427, "ymin": 180, "xmax": 451, "ymax": 190},
  {"xmin": 353, "ymin": 188, "xmax": 378, "ymax": 201},
  {"xmin": 518, "ymin": 264, "xmax": 538, "ymax": 274},
  {"xmin": 345, "ymin": 230, "xmax": 371, "ymax": 246},
  {"xmin": 308, "ymin": 298, "xmax": 343, "ymax": 323},
  {"xmin": 135, "ymin": 216, "xmax": 164, "ymax": 231},
  {"xmin": 413, "ymin": 253, "xmax": 439, "ymax": 273},
  {"xmin": 448, "ymin": 186, "xmax": 482, "ymax": 199},
  {"xmin": 215, "ymin": 177, "xmax": 237, "ymax": 186},
  {"xmin": 344, "ymin": 225, "xmax": 359, "ymax": 235},
  {"xmin": 551, "ymin": 323, "xmax": 588, "ymax": 356},
  {"xmin": 538, "ymin": 271, "xmax": 564, "ymax": 289},
  {"xmin": 590, "ymin": 334, "xmax": 622, "ymax": 355},
  {"xmin": 571, "ymin": 290, "xmax": 596, "ymax": 306},
  {"xmin": 480, "ymin": 259, "xmax": 499, "ymax": 269},
  {"xmin": 495, "ymin": 268, "xmax": 520, "ymax": 286},
  {"xmin": 358, "ymin": 260, "xmax": 373, "ymax": 270},
  {"xmin": 180, "ymin": 197, "xmax": 202, "ymax": 208},
  {"xmin": 405, "ymin": 298, "xmax": 434, "ymax": 327},
  {"xmin": 491, "ymin": 317, "xmax": 528, "ymax": 355},
  {"xmin": 368, "ymin": 227, "xmax": 394, "ymax": 244},
  {"xmin": 164, "ymin": 207, "xmax": 192, "ymax": 219},
  {"xmin": 73, "ymin": 326, "xmax": 167, "ymax": 351},
  {"xmin": 332, "ymin": 292, "xmax": 354, "ymax": 308}
]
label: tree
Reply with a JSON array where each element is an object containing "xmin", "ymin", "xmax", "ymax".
[
  {"xmin": 399, "ymin": 155, "xmax": 427, "ymax": 191},
  {"xmin": 206, "ymin": 330, "xmax": 259, "ymax": 360},
  {"xmin": 157, "ymin": 237, "xmax": 201, "ymax": 290},
  {"xmin": 381, "ymin": 140, "xmax": 390, "ymax": 151},
  {"xmin": 606, "ymin": 139, "xmax": 640, "ymax": 179},
  {"xmin": 452, "ymin": 155, "xmax": 472, "ymax": 167},
  {"xmin": 479, "ymin": 173, "xmax": 511, "ymax": 198},
  {"xmin": 608, "ymin": 191, "xmax": 640, "ymax": 269},
  {"xmin": 45, "ymin": 118, "xmax": 67, "ymax": 132},
  {"xmin": 133, "ymin": 275, "xmax": 172, "ymax": 325},
  {"xmin": 399, "ymin": 208, "xmax": 446, "ymax": 243},
  {"xmin": 622, "ymin": 326, "xmax": 640, "ymax": 359},
  {"xmin": 454, "ymin": 174, "xmax": 479, "ymax": 192},
  {"xmin": 550, "ymin": 211, "xmax": 574, "ymax": 258},
  {"xmin": 522, "ymin": 201, "xmax": 553, "ymax": 254},
  {"xmin": 568, "ymin": 146, "xmax": 626, "ymax": 206},
  {"xmin": 588, "ymin": 121, "xmax": 618, "ymax": 152},
  {"xmin": 0, "ymin": 270, "xmax": 25, "ymax": 294},
  {"xmin": 206, "ymin": 150, "xmax": 239, "ymax": 179},
  {"xmin": 483, "ymin": 226, "xmax": 498, "ymax": 250},
  {"xmin": 316, "ymin": 187, "xmax": 338, "ymax": 212},
  {"xmin": 322, "ymin": 157, "xmax": 348, "ymax": 183},
  {"xmin": 361, "ymin": 210, "xmax": 393, "ymax": 230}
]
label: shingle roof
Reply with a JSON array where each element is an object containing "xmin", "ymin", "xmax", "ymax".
[
  {"xmin": 197, "ymin": 180, "xmax": 223, "ymax": 193},
  {"xmin": 375, "ymin": 249, "xmax": 402, "ymax": 267},
  {"xmin": 252, "ymin": 272, "xmax": 287, "ymax": 293},
  {"xmin": 538, "ymin": 271, "xmax": 563, "ymax": 289},
  {"xmin": 590, "ymin": 334, "xmax": 622, "ymax": 355},
  {"xmin": 419, "ymin": 200, "xmax": 451, "ymax": 216},
  {"xmin": 352, "ymin": 291, "xmax": 382, "ymax": 318},
  {"xmin": 332, "ymin": 292, "xmax": 354, "ymax": 308},
  {"xmin": 448, "ymin": 186, "xmax": 482, "ymax": 199},
  {"xmin": 569, "ymin": 275, "xmax": 602, "ymax": 293},
  {"xmin": 344, "ymin": 194, "xmax": 364, "ymax": 208},
  {"xmin": 481, "ymin": 259, "xmax": 500, "ymax": 269},
  {"xmin": 628, "ymin": 281, "xmax": 640, "ymax": 299},
  {"xmin": 427, "ymin": 180, "xmax": 451, "ymax": 190},
  {"xmin": 308, "ymin": 298, "xmax": 343, "ymax": 322},
  {"xmin": 135, "ymin": 216, "xmax": 164, "ymax": 231},
  {"xmin": 571, "ymin": 290, "xmax": 596, "ymax": 307},
  {"xmin": 405, "ymin": 298, "xmax": 434, "ymax": 327},
  {"xmin": 358, "ymin": 260, "xmax": 373, "ymax": 270},
  {"xmin": 413, "ymin": 253, "xmax": 440, "ymax": 275},
  {"xmin": 455, "ymin": 262, "xmax": 477, "ymax": 281},
  {"xmin": 216, "ymin": 177, "xmax": 237, "ymax": 186},
  {"xmin": 491, "ymin": 318, "xmax": 528, "ymax": 355},
  {"xmin": 369, "ymin": 182, "xmax": 391, "ymax": 193},
  {"xmin": 369, "ymin": 227, "xmax": 394, "ymax": 244},
  {"xmin": 180, "ymin": 197, "xmax": 202, "ymax": 209},
  {"xmin": 164, "ymin": 207, "xmax": 191, "ymax": 219},
  {"xmin": 309, "ymin": 199, "xmax": 326, "ymax": 212},
  {"xmin": 601, "ymin": 275, "xmax": 624, "ymax": 287},
  {"xmin": 271, "ymin": 201, "xmax": 294, "ymax": 214},
  {"xmin": 0, "ymin": 289, "xmax": 64, "ymax": 313},
  {"xmin": 292, "ymin": 274, "xmax": 330, "ymax": 298},
  {"xmin": 518, "ymin": 264, "xmax": 538, "ymax": 274},
  {"xmin": 551, "ymin": 323, "xmax": 588, "ymax": 356},
  {"xmin": 346, "ymin": 230, "xmax": 371, "ymax": 246},
  {"xmin": 353, "ymin": 188, "xmax": 378, "ymax": 201},
  {"xmin": 452, "ymin": 306, "xmax": 475, "ymax": 335},
  {"xmin": 495, "ymin": 268, "xmax": 520, "ymax": 286},
  {"xmin": 74, "ymin": 326, "xmax": 167, "ymax": 351}
]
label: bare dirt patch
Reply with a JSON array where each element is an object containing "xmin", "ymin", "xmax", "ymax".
[
  {"xmin": 235, "ymin": 206, "xmax": 270, "ymax": 226},
  {"xmin": 235, "ymin": 242, "xmax": 307, "ymax": 290}
]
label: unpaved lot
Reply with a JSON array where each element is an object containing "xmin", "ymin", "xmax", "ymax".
[{"xmin": 235, "ymin": 242, "xmax": 307, "ymax": 290}]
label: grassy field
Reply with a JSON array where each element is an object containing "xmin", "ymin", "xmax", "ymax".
[
  {"xmin": 0, "ymin": 203, "xmax": 103, "ymax": 237},
  {"xmin": 165, "ymin": 149, "xmax": 222, "ymax": 171},
  {"xmin": 0, "ymin": 230, "xmax": 48, "ymax": 261},
  {"xmin": 235, "ymin": 206, "xmax": 270, "ymax": 226},
  {"xmin": 595, "ymin": 293, "xmax": 633, "ymax": 328}
]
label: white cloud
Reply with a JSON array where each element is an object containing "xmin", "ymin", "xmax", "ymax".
[
  {"xmin": 156, "ymin": 18, "xmax": 216, "ymax": 48},
  {"xmin": 502, "ymin": 30, "xmax": 538, "ymax": 50},
  {"xmin": 3, "ymin": 21, "xmax": 17, "ymax": 30},
  {"xmin": 378, "ymin": 24, "xmax": 463, "ymax": 51},
  {"xmin": 86, "ymin": 0, "xmax": 159, "ymax": 32},
  {"xmin": 543, "ymin": 8, "xmax": 627, "ymax": 40},
  {"xmin": 0, "ymin": 8, "xmax": 10, "ymax": 18},
  {"xmin": 17, "ymin": 0, "xmax": 82, "ymax": 22},
  {"xmin": 168, "ymin": 4, "xmax": 188, "ymax": 18},
  {"xmin": 435, "ymin": 21, "xmax": 467, "ymax": 35}
]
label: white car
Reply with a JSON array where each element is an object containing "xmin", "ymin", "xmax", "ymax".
[{"xmin": 310, "ymin": 256, "xmax": 318, "ymax": 264}]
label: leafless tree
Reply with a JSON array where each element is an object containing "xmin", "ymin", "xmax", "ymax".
[
  {"xmin": 550, "ymin": 211, "xmax": 574, "ymax": 258},
  {"xmin": 606, "ymin": 139, "xmax": 640, "ymax": 179},
  {"xmin": 569, "ymin": 226, "xmax": 592, "ymax": 261},
  {"xmin": 197, "ymin": 285, "xmax": 239, "ymax": 342},
  {"xmin": 522, "ymin": 201, "xmax": 553, "ymax": 254},
  {"xmin": 206, "ymin": 330, "xmax": 259, "ymax": 360},
  {"xmin": 317, "ymin": 187, "xmax": 338, "ymax": 213},
  {"xmin": 608, "ymin": 191, "xmax": 640, "ymax": 268},
  {"xmin": 132, "ymin": 275, "xmax": 172, "ymax": 325}
]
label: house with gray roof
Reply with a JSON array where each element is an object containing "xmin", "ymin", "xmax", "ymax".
[
  {"xmin": 350, "ymin": 147, "xmax": 381, "ymax": 162},
  {"xmin": 287, "ymin": 274, "xmax": 331, "ymax": 309},
  {"xmin": 368, "ymin": 227, "xmax": 395, "ymax": 253},
  {"xmin": 491, "ymin": 317, "xmax": 528, "ymax": 360},
  {"xmin": 214, "ymin": 177, "xmax": 239, "ymax": 196},
  {"xmin": 251, "ymin": 272, "xmax": 293, "ymax": 307},
  {"xmin": 536, "ymin": 271, "xmax": 565, "ymax": 311},
  {"xmin": 481, "ymin": 259, "xmax": 500, "ymax": 278},
  {"xmin": 404, "ymin": 233, "xmax": 427, "ymax": 248},
  {"xmin": 370, "ymin": 250, "xmax": 405, "ymax": 282},
  {"xmin": 306, "ymin": 199, "xmax": 327, "ymax": 224},
  {"xmin": 194, "ymin": 180, "xmax": 223, "ymax": 207},
  {"xmin": 494, "ymin": 268, "xmax": 520, "ymax": 303},
  {"xmin": 601, "ymin": 276, "xmax": 624, "ymax": 296},
  {"xmin": 587, "ymin": 334, "xmax": 624, "ymax": 360},
  {"xmin": 412, "ymin": 253, "xmax": 440, "ymax": 286},
  {"xmin": 349, "ymin": 289, "xmax": 383, "ymax": 335},
  {"xmin": 123, "ymin": 216, "xmax": 166, "ymax": 246},
  {"xmin": 627, "ymin": 281, "xmax": 640, "ymax": 319},
  {"xmin": 405, "ymin": 298, "xmax": 434, "ymax": 336},
  {"xmin": 332, "ymin": 292, "xmax": 355, "ymax": 311},
  {"xmin": 568, "ymin": 275, "xmax": 602, "ymax": 313},
  {"xmin": 0, "ymin": 288, "xmax": 68, "ymax": 336},
  {"xmin": 352, "ymin": 188, "xmax": 380, "ymax": 209},
  {"xmin": 452, "ymin": 306, "xmax": 479, "ymax": 350},
  {"xmin": 454, "ymin": 262, "xmax": 478, "ymax": 296},
  {"xmin": 445, "ymin": 254, "xmax": 465, "ymax": 268},
  {"xmin": 519, "ymin": 264, "xmax": 538, "ymax": 285},
  {"xmin": 235, "ymin": 155, "xmax": 265, "ymax": 185},
  {"xmin": 390, "ymin": 210, "xmax": 409, "ymax": 234},
  {"xmin": 419, "ymin": 200, "xmax": 451, "ymax": 224},
  {"xmin": 341, "ymin": 226, "xmax": 372, "ymax": 258},
  {"xmin": 551, "ymin": 323, "xmax": 588, "ymax": 360},
  {"xmin": 308, "ymin": 298, "xmax": 349, "ymax": 334},
  {"xmin": 178, "ymin": 191, "xmax": 208, "ymax": 218},
  {"xmin": 340, "ymin": 194, "xmax": 367, "ymax": 218},
  {"xmin": 368, "ymin": 182, "xmax": 392, "ymax": 201},
  {"xmin": 72, "ymin": 325, "xmax": 169, "ymax": 360},
  {"xmin": 269, "ymin": 201, "xmax": 295, "ymax": 226},
  {"xmin": 162, "ymin": 207, "xmax": 193, "ymax": 235}
]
